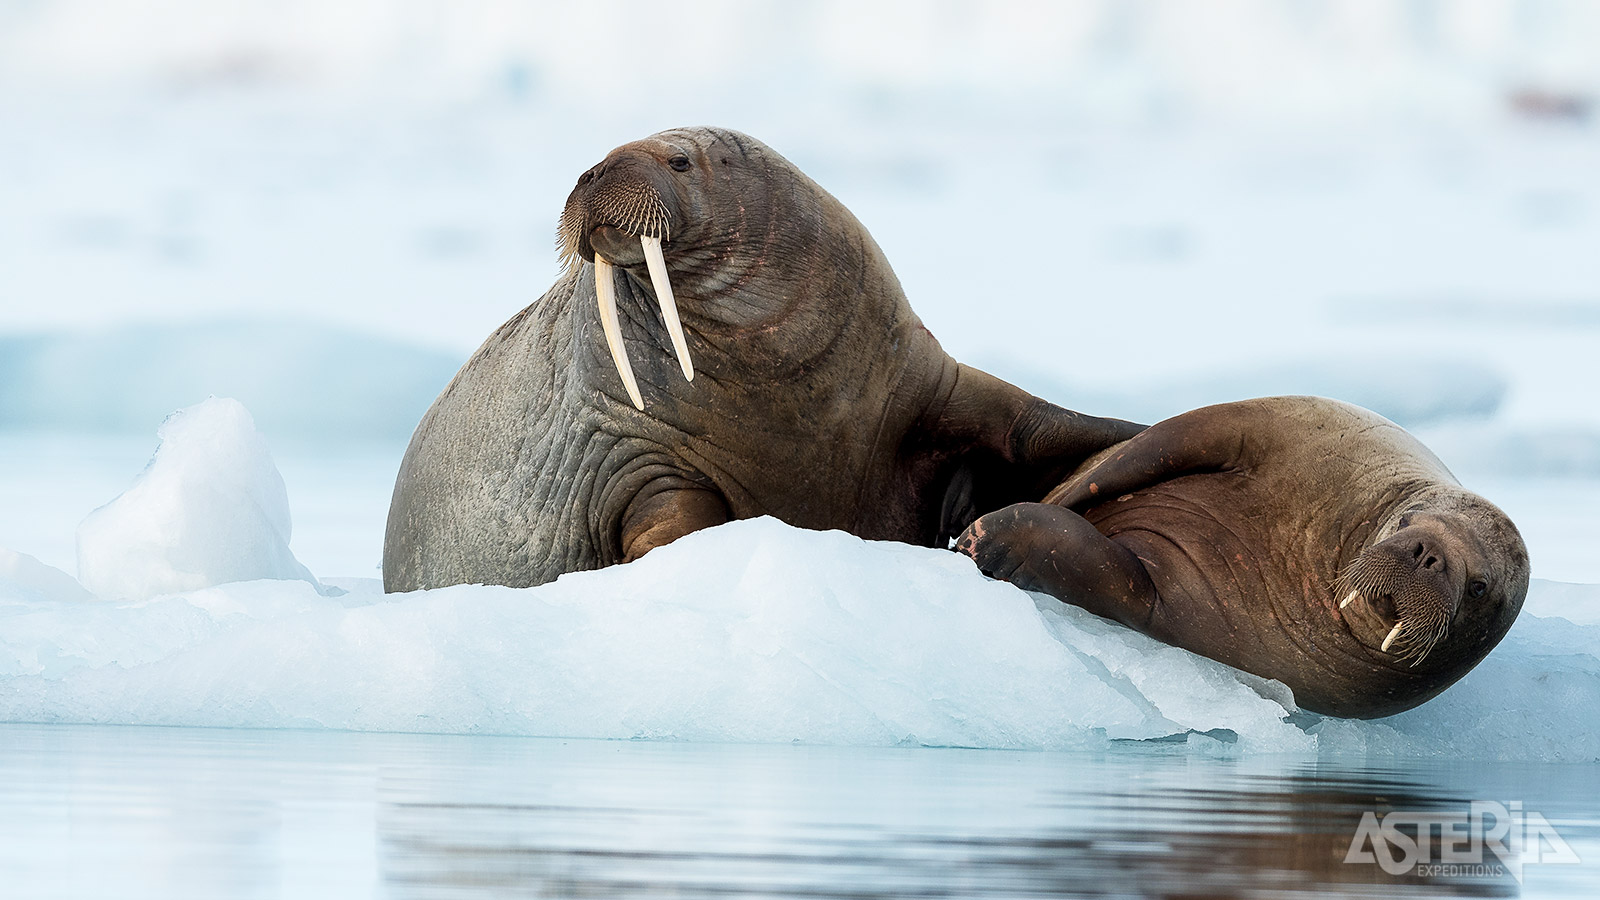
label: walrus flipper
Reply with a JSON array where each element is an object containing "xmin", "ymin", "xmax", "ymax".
[
  {"xmin": 619, "ymin": 484, "xmax": 731, "ymax": 563},
  {"xmin": 956, "ymin": 502, "xmax": 1158, "ymax": 631},
  {"xmin": 930, "ymin": 364, "xmax": 1145, "ymax": 544},
  {"xmin": 953, "ymin": 403, "xmax": 1255, "ymax": 627},
  {"xmin": 1043, "ymin": 401, "xmax": 1265, "ymax": 512}
]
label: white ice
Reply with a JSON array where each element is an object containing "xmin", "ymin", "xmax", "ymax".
[
  {"xmin": 3, "ymin": 399, "xmax": 1598, "ymax": 760},
  {"xmin": 75, "ymin": 398, "xmax": 320, "ymax": 601}
]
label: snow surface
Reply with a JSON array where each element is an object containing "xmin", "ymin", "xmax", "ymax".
[{"xmin": 2, "ymin": 398, "xmax": 1598, "ymax": 760}]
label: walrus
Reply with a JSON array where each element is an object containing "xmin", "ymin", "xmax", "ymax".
[
  {"xmin": 383, "ymin": 127, "xmax": 1142, "ymax": 591},
  {"xmin": 956, "ymin": 396, "xmax": 1529, "ymax": 718}
]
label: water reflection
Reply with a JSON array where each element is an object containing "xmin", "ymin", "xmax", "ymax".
[
  {"xmin": 372, "ymin": 744, "xmax": 1551, "ymax": 898},
  {"xmin": 1, "ymin": 724, "xmax": 1595, "ymax": 899}
]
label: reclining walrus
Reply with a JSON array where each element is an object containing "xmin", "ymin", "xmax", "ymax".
[
  {"xmin": 384, "ymin": 127, "xmax": 1141, "ymax": 591},
  {"xmin": 957, "ymin": 396, "xmax": 1528, "ymax": 718}
]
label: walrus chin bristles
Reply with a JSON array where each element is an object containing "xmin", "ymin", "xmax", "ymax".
[
  {"xmin": 641, "ymin": 235, "xmax": 694, "ymax": 382},
  {"xmin": 593, "ymin": 256, "xmax": 645, "ymax": 410}
]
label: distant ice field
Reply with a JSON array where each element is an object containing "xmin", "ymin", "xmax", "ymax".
[{"xmin": 2, "ymin": 102, "xmax": 1597, "ymax": 433}]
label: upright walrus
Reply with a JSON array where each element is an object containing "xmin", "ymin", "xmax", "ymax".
[
  {"xmin": 384, "ymin": 127, "xmax": 1142, "ymax": 591},
  {"xmin": 957, "ymin": 396, "xmax": 1529, "ymax": 718}
]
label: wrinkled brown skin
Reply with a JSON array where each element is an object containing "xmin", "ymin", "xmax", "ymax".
[
  {"xmin": 957, "ymin": 397, "xmax": 1530, "ymax": 718},
  {"xmin": 383, "ymin": 127, "xmax": 1142, "ymax": 592}
]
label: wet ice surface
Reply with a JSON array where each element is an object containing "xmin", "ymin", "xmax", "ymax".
[{"xmin": 2, "ymin": 722, "xmax": 1598, "ymax": 899}]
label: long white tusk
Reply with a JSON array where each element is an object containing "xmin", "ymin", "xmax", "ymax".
[
  {"xmin": 1340, "ymin": 590, "xmax": 1361, "ymax": 609},
  {"xmin": 640, "ymin": 235, "xmax": 693, "ymax": 382},
  {"xmin": 1381, "ymin": 622, "xmax": 1404, "ymax": 653},
  {"xmin": 594, "ymin": 256, "xmax": 644, "ymax": 410}
]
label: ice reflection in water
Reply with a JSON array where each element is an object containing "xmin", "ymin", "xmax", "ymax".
[{"xmin": 2, "ymin": 724, "xmax": 1597, "ymax": 898}]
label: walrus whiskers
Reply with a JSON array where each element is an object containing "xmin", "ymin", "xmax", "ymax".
[
  {"xmin": 593, "ymin": 256, "xmax": 645, "ymax": 410},
  {"xmin": 1392, "ymin": 583, "xmax": 1452, "ymax": 665},
  {"xmin": 1334, "ymin": 553, "xmax": 1452, "ymax": 664}
]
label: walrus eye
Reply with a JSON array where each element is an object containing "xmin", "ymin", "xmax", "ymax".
[
  {"xmin": 668, "ymin": 155, "xmax": 691, "ymax": 172},
  {"xmin": 1468, "ymin": 579, "xmax": 1489, "ymax": 599}
]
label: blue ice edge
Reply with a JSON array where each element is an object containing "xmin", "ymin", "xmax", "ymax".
[{"xmin": 1, "ymin": 517, "xmax": 1596, "ymax": 761}]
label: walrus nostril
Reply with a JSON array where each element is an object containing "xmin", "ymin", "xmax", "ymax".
[
  {"xmin": 1408, "ymin": 541, "xmax": 1444, "ymax": 571},
  {"xmin": 1408, "ymin": 540, "xmax": 1443, "ymax": 571}
]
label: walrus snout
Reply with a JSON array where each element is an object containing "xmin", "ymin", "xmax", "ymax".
[
  {"xmin": 561, "ymin": 149, "xmax": 684, "ymax": 254},
  {"xmin": 1337, "ymin": 523, "xmax": 1467, "ymax": 665},
  {"xmin": 558, "ymin": 151, "xmax": 678, "ymax": 269}
]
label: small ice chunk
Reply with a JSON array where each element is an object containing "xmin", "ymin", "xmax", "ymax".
[{"xmin": 75, "ymin": 398, "xmax": 319, "ymax": 601}]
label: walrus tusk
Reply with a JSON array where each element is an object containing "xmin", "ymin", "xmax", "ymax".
[
  {"xmin": 1381, "ymin": 622, "xmax": 1404, "ymax": 653},
  {"xmin": 640, "ymin": 235, "xmax": 693, "ymax": 381},
  {"xmin": 1340, "ymin": 590, "xmax": 1361, "ymax": 609},
  {"xmin": 594, "ymin": 256, "xmax": 645, "ymax": 410}
]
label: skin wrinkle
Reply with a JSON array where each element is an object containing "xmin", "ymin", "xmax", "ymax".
[
  {"xmin": 848, "ymin": 330, "xmax": 932, "ymax": 530},
  {"xmin": 545, "ymin": 427, "xmax": 603, "ymax": 572},
  {"xmin": 1092, "ymin": 525, "xmax": 1171, "ymax": 632},
  {"xmin": 668, "ymin": 436, "xmax": 763, "ymax": 515},
  {"xmin": 592, "ymin": 443, "xmax": 685, "ymax": 567},
  {"xmin": 1110, "ymin": 492, "xmax": 1312, "ymax": 666}
]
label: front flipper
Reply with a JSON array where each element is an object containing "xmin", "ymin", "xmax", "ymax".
[
  {"xmin": 956, "ymin": 502, "xmax": 1158, "ymax": 631},
  {"xmin": 619, "ymin": 485, "xmax": 731, "ymax": 562},
  {"xmin": 1044, "ymin": 400, "xmax": 1266, "ymax": 512},
  {"xmin": 929, "ymin": 364, "xmax": 1146, "ymax": 544}
]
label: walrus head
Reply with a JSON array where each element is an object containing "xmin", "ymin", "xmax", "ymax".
[
  {"xmin": 554, "ymin": 127, "xmax": 837, "ymax": 411},
  {"xmin": 1335, "ymin": 494, "xmax": 1529, "ymax": 671}
]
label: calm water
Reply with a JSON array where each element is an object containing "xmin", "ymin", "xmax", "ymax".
[{"xmin": 1, "ymin": 724, "xmax": 1597, "ymax": 898}]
